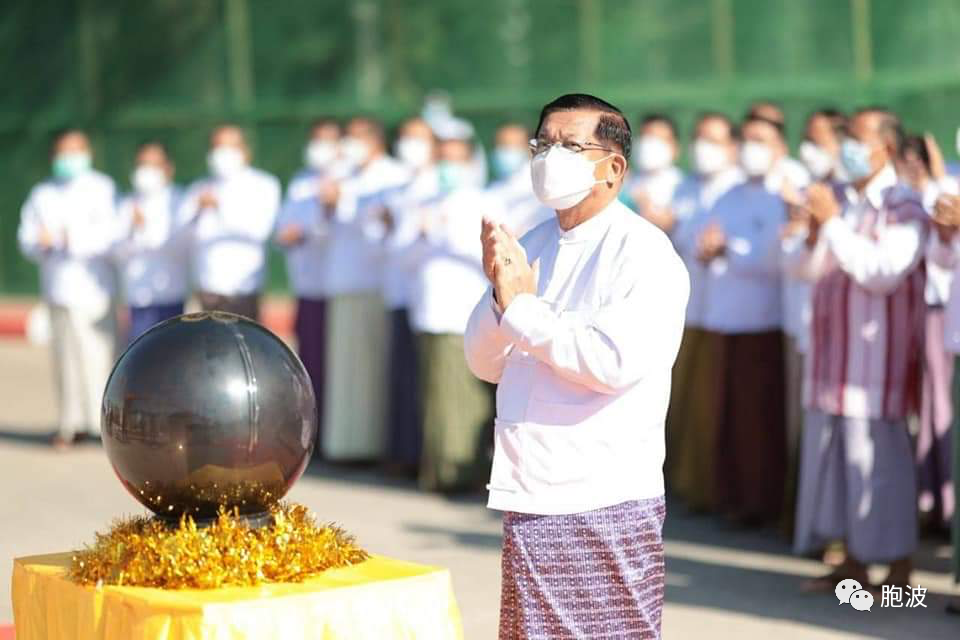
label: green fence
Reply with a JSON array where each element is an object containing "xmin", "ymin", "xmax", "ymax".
[{"xmin": 3, "ymin": 0, "xmax": 959, "ymax": 294}]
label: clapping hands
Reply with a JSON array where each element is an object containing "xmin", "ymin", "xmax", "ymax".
[{"xmin": 481, "ymin": 217, "xmax": 538, "ymax": 310}]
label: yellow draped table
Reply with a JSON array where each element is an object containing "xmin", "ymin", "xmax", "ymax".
[{"xmin": 13, "ymin": 552, "xmax": 463, "ymax": 640}]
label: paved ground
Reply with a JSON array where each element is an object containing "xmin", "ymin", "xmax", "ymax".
[{"xmin": 1, "ymin": 336, "xmax": 958, "ymax": 638}]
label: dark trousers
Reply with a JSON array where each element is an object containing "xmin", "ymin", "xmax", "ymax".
[
  {"xmin": 295, "ymin": 296, "xmax": 327, "ymax": 450},
  {"xmin": 387, "ymin": 308, "xmax": 422, "ymax": 468},
  {"xmin": 714, "ymin": 330, "xmax": 787, "ymax": 524},
  {"xmin": 129, "ymin": 301, "xmax": 185, "ymax": 342},
  {"xmin": 197, "ymin": 291, "xmax": 260, "ymax": 321}
]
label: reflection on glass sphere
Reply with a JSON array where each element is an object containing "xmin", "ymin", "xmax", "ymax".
[{"xmin": 101, "ymin": 312, "xmax": 317, "ymax": 523}]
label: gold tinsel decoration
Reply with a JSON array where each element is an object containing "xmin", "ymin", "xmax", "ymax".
[{"xmin": 69, "ymin": 502, "xmax": 369, "ymax": 589}]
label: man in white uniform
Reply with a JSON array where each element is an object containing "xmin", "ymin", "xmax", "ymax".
[
  {"xmin": 897, "ymin": 134, "xmax": 959, "ymax": 531},
  {"xmin": 18, "ymin": 129, "xmax": 118, "ymax": 448},
  {"xmin": 746, "ymin": 100, "xmax": 811, "ymax": 193},
  {"xmin": 321, "ymin": 116, "xmax": 411, "ymax": 460},
  {"xmin": 668, "ymin": 113, "xmax": 743, "ymax": 509},
  {"xmin": 113, "ymin": 141, "xmax": 188, "ymax": 341},
  {"xmin": 780, "ymin": 108, "xmax": 846, "ymax": 531},
  {"xmin": 275, "ymin": 118, "xmax": 342, "ymax": 450},
  {"xmin": 464, "ymin": 93, "xmax": 688, "ymax": 639},
  {"xmin": 181, "ymin": 124, "xmax": 280, "ymax": 320},
  {"xmin": 692, "ymin": 115, "xmax": 789, "ymax": 526},
  {"xmin": 788, "ymin": 109, "xmax": 926, "ymax": 590},
  {"xmin": 403, "ymin": 134, "xmax": 503, "ymax": 491},
  {"xmin": 626, "ymin": 113, "xmax": 685, "ymax": 233},
  {"xmin": 383, "ymin": 116, "xmax": 440, "ymax": 473}
]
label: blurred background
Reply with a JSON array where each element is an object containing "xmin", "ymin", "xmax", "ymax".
[{"xmin": 3, "ymin": 0, "xmax": 960, "ymax": 295}]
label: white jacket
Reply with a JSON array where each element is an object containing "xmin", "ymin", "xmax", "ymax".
[{"xmin": 464, "ymin": 199, "xmax": 689, "ymax": 515}]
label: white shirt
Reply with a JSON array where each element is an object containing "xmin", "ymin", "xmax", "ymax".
[
  {"xmin": 324, "ymin": 155, "xmax": 411, "ymax": 296},
  {"xmin": 780, "ymin": 233, "xmax": 814, "ymax": 352},
  {"xmin": 275, "ymin": 168, "xmax": 332, "ymax": 299},
  {"xmin": 697, "ymin": 179, "xmax": 785, "ymax": 334},
  {"xmin": 671, "ymin": 167, "xmax": 745, "ymax": 327},
  {"xmin": 464, "ymin": 199, "xmax": 689, "ymax": 515},
  {"xmin": 486, "ymin": 164, "xmax": 554, "ymax": 237},
  {"xmin": 113, "ymin": 186, "xmax": 190, "ymax": 307},
  {"xmin": 182, "ymin": 166, "xmax": 281, "ymax": 296},
  {"xmin": 767, "ymin": 157, "xmax": 813, "ymax": 347},
  {"xmin": 783, "ymin": 166, "xmax": 926, "ymax": 295},
  {"xmin": 929, "ymin": 234, "xmax": 960, "ymax": 354},
  {"xmin": 381, "ymin": 168, "xmax": 441, "ymax": 310},
  {"xmin": 919, "ymin": 177, "xmax": 959, "ymax": 306},
  {"xmin": 404, "ymin": 187, "xmax": 505, "ymax": 335},
  {"xmin": 766, "ymin": 155, "xmax": 811, "ymax": 194},
  {"xmin": 17, "ymin": 170, "xmax": 117, "ymax": 316},
  {"xmin": 626, "ymin": 165, "xmax": 685, "ymax": 212}
]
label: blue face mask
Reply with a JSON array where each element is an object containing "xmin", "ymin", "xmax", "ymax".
[
  {"xmin": 437, "ymin": 161, "xmax": 470, "ymax": 192},
  {"xmin": 491, "ymin": 147, "xmax": 528, "ymax": 179},
  {"xmin": 52, "ymin": 152, "xmax": 92, "ymax": 181},
  {"xmin": 840, "ymin": 138, "xmax": 874, "ymax": 181}
]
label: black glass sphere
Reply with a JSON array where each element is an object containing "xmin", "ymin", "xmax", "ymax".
[{"xmin": 101, "ymin": 311, "xmax": 317, "ymax": 524}]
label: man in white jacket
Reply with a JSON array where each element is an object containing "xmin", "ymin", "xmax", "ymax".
[
  {"xmin": 274, "ymin": 118, "xmax": 343, "ymax": 453},
  {"xmin": 404, "ymin": 133, "xmax": 503, "ymax": 492},
  {"xmin": 113, "ymin": 141, "xmax": 188, "ymax": 341},
  {"xmin": 18, "ymin": 129, "xmax": 118, "ymax": 448},
  {"xmin": 464, "ymin": 94, "xmax": 688, "ymax": 640},
  {"xmin": 181, "ymin": 124, "xmax": 280, "ymax": 321}
]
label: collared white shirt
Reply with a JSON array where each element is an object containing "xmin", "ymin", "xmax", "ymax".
[
  {"xmin": 767, "ymin": 156, "xmax": 813, "ymax": 347},
  {"xmin": 783, "ymin": 165, "xmax": 928, "ymax": 419},
  {"xmin": 625, "ymin": 165, "xmax": 685, "ymax": 212},
  {"xmin": 671, "ymin": 167, "xmax": 745, "ymax": 327},
  {"xmin": 113, "ymin": 185, "xmax": 189, "ymax": 307},
  {"xmin": 404, "ymin": 187, "xmax": 505, "ymax": 334},
  {"xmin": 464, "ymin": 199, "xmax": 689, "ymax": 515},
  {"xmin": 181, "ymin": 166, "xmax": 280, "ymax": 296},
  {"xmin": 323, "ymin": 155, "xmax": 411, "ymax": 296},
  {"xmin": 18, "ymin": 170, "xmax": 117, "ymax": 316},
  {"xmin": 766, "ymin": 155, "xmax": 811, "ymax": 194},
  {"xmin": 275, "ymin": 168, "xmax": 332, "ymax": 299},
  {"xmin": 783, "ymin": 165, "xmax": 928, "ymax": 351},
  {"xmin": 381, "ymin": 168, "xmax": 441, "ymax": 310},
  {"xmin": 929, "ymin": 232, "xmax": 960, "ymax": 354},
  {"xmin": 486, "ymin": 164, "xmax": 554, "ymax": 237},
  {"xmin": 780, "ymin": 232, "xmax": 814, "ymax": 352},
  {"xmin": 918, "ymin": 177, "xmax": 959, "ymax": 306},
  {"xmin": 783, "ymin": 166, "xmax": 925, "ymax": 294},
  {"xmin": 694, "ymin": 179, "xmax": 785, "ymax": 334}
]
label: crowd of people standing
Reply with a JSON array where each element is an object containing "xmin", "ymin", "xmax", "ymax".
[
  {"xmin": 640, "ymin": 101, "xmax": 960, "ymax": 598},
  {"xmin": 16, "ymin": 110, "xmax": 551, "ymax": 498},
  {"xmin": 15, "ymin": 97, "xmax": 960, "ymax": 599}
]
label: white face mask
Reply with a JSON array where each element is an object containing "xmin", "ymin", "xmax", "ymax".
[
  {"xmin": 632, "ymin": 135, "xmax": 673, "ymax": 172},
  {"xmin": 340, "ymin": 136, "xmax": 370, "ymax": 168},
  {"xmin": 396, "ymin": 136, "xmax": 432, "ymax": 169},
  {"xmin": 740, "ymin": 141, "xmax": 774, "ymax": 177},
  {"xmin": 531, "ymin": 145, "xmax": 612, "ymax": 210},
  {"xmin": 208, "ymin": 146, "xmax": 246, "ymax": 178},
  {"xmin": 305, "ymin": 140, "xmax": 337, "ymax": 170},
  {"xmin": 692, "ymin": 139, "xmax": 729, "ymax": 175},
  {"xmin": 798, "ymin": 140, "xmax": 835, "ymax": 180},
  {"xmin": 132, "ymin": 165, "xmax": 168, "ymax": 195}
]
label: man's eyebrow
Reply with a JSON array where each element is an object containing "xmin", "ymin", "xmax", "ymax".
[{"xmin": 538, "ymin": 130, "xmax": 592, "ymax": 142}]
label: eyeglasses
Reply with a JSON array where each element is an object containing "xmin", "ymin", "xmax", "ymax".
[{"xmin": 528, "ymin": 138, "xmax": 615, "ymax": 157}]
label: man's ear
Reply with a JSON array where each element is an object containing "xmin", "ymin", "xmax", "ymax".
[{"xmin": 606, "ymin": 153, "xmax": 628, "ymax": 185}]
